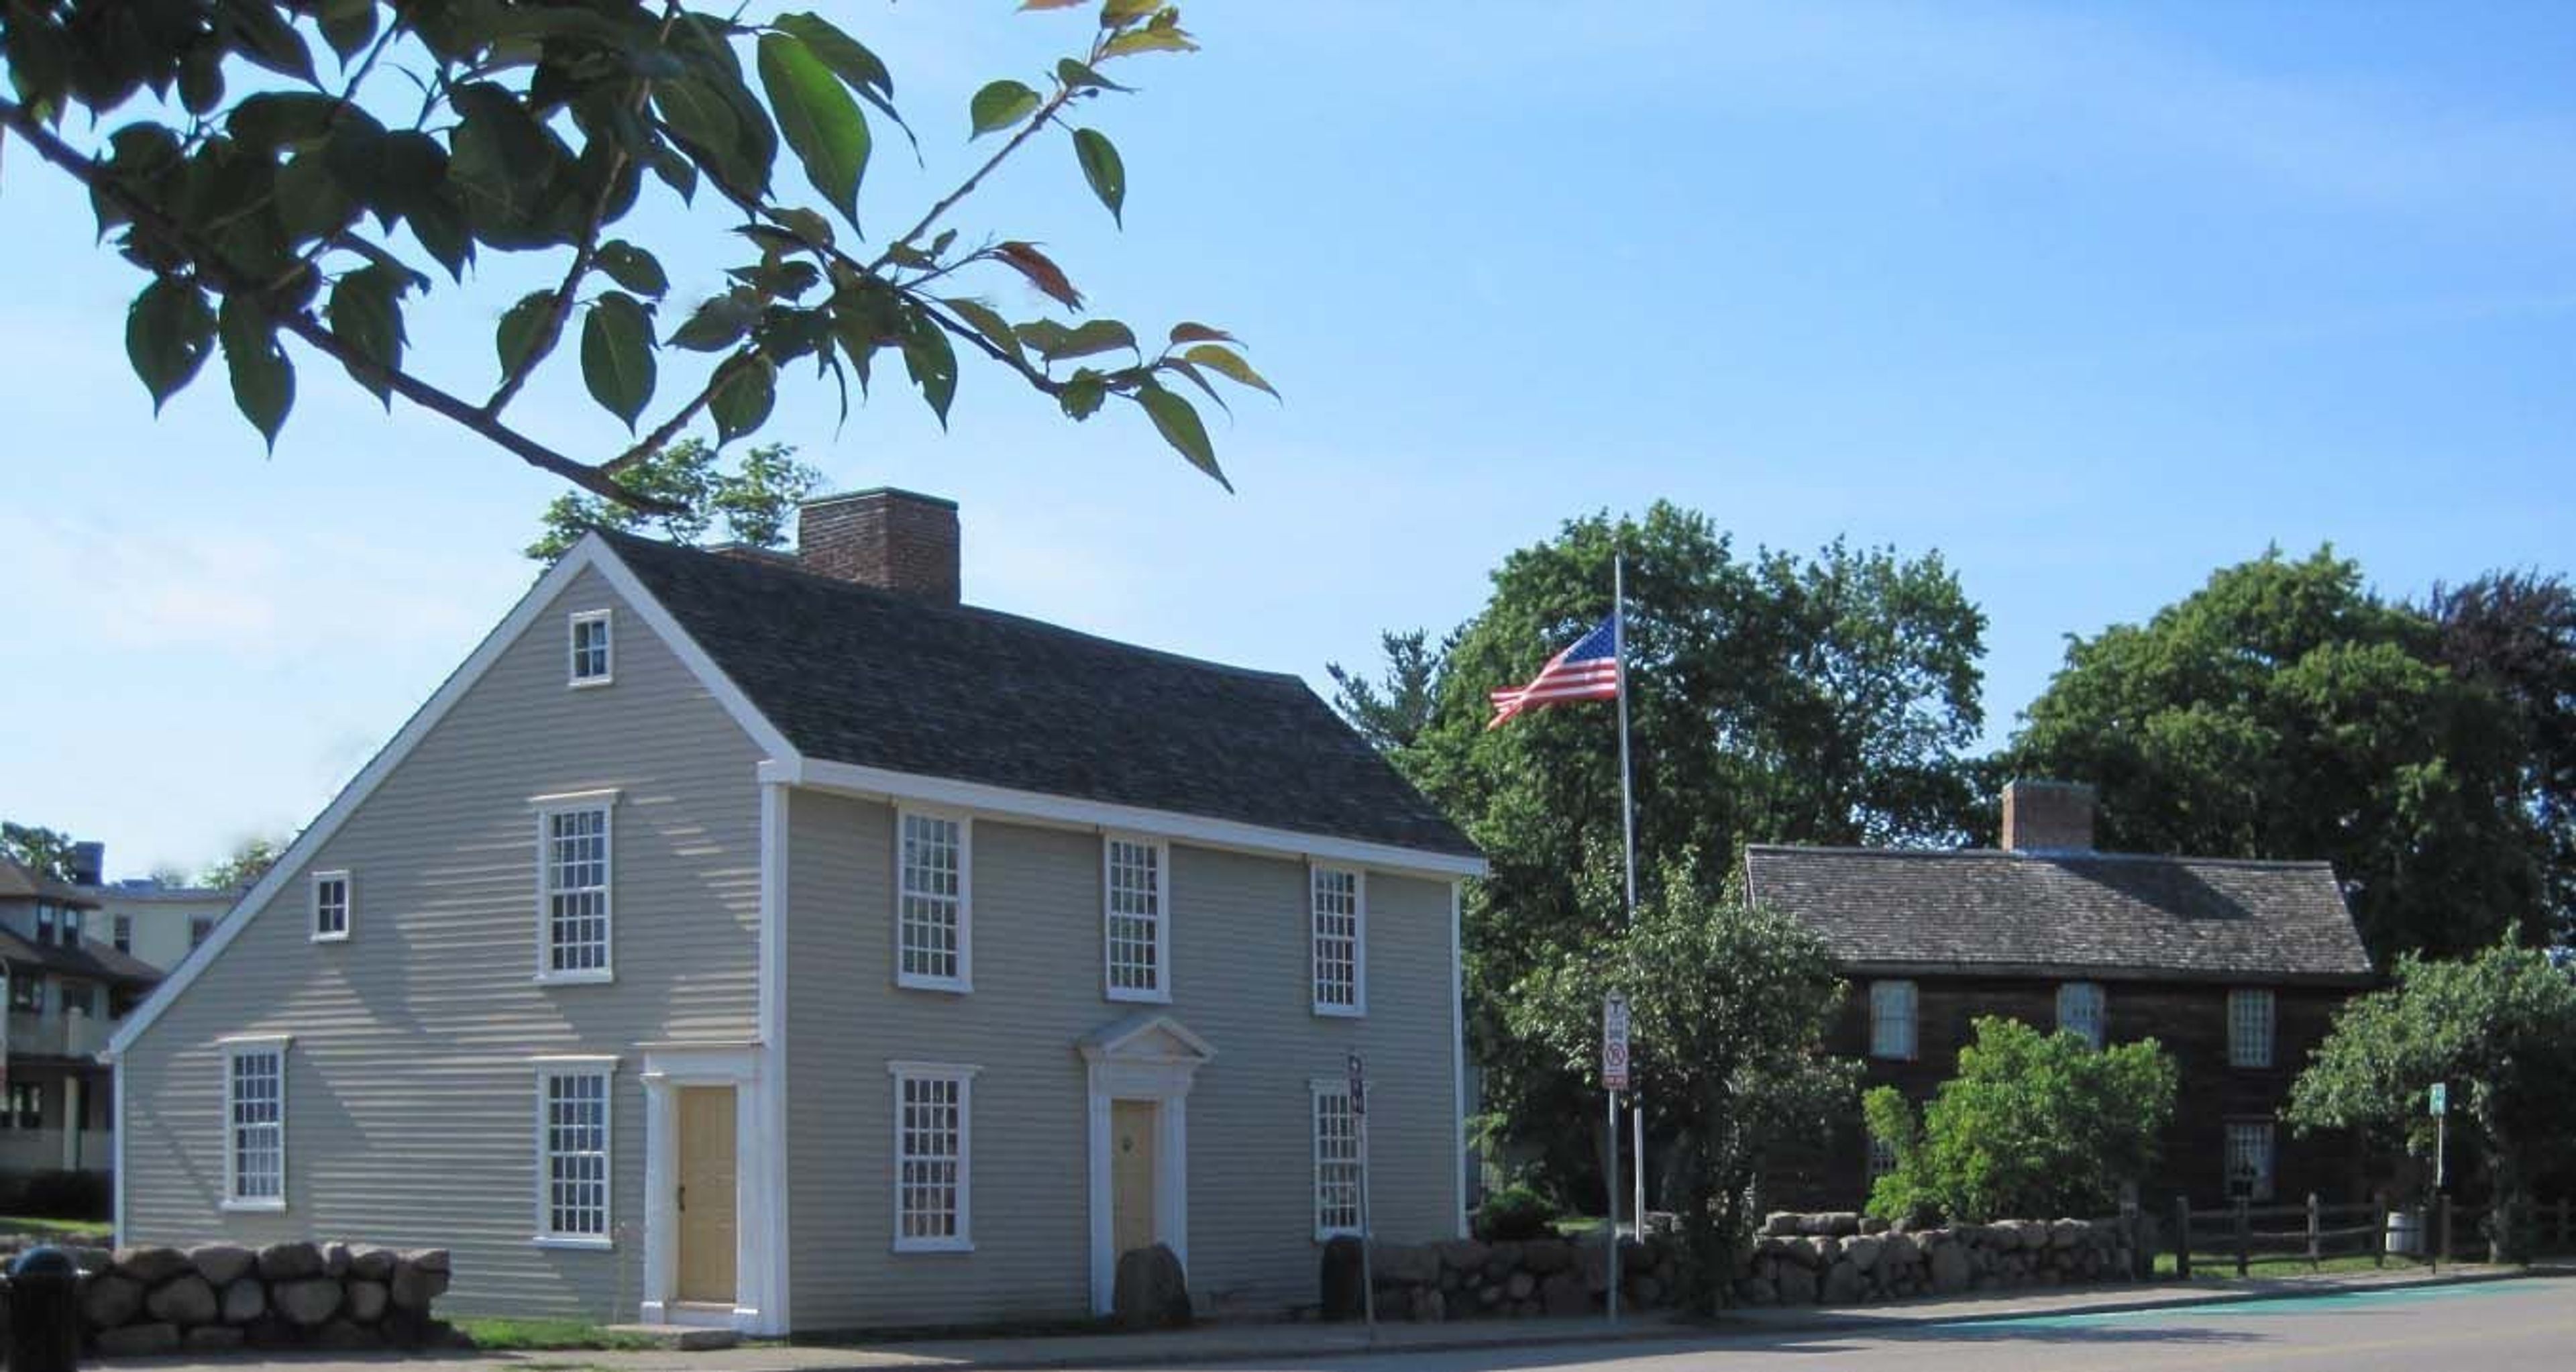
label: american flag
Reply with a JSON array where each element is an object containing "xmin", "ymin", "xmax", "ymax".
[{"xmin": 1487, "ymin": 615, "xmax": 1623, "ymax": 730}]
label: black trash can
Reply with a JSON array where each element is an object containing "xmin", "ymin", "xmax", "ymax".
[{"xmin": 7, "ymin": 1245, "xmax": 83, "ymax": 1371}]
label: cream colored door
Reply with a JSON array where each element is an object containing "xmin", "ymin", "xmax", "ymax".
[
  {"xmin": 676, "ymin": 1086, "xmax": 738, "ymax": 1304},
  {"xmin": 1111, "ymin": 1100, "xmax": 1157, "ymax": 1256}
]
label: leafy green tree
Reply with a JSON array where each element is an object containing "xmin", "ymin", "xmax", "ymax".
[
  {"xmin": 525, "ymin": 438, "xmax": 820, "ymax": 560},
  {"xmin": 1326, "ymin": 628, "xmax": 1447, "ymax": 753},
  {"xmin": 0, "ymin": 1, "xmax": 1271, "ymax": 518},
  {"xmin": 2427, "ymin": 572, "xmax": 2576, "ymax": 945},
  {"xmin": 1509, "ymin": 853, "xmax": 1856, "ymax": 1310},
  {"xmin": 1, "ymin": 823, "xmax": 79, "ymax": 883},
  {"xmin": 201, "ymin": 835, "xmax": 285, "ymax": 892},
  {"xmin": 1342, "ymin": 503, "xmax": 1986, "ymax": 1194},
  {"xmin": 2286, "ymin": 943, "xmax": 2576, "ymax": 1260},
  {"xmin": 2010, "ymin": 547, "xmax": 2547, "ymax": 959},
  {"xmin": 1864, "ymin": 1017, "xmax": 2178, "ymax": 1223}
]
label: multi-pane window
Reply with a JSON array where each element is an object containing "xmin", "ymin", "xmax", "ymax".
[
  {"xmin": 113, "ymin": 915, "xmax": 133, "ymax": 953},
  {"xmin": 896, "ymin": 812, "xmax": 968, "ymax": 990},
  {"xmin": 539, "ymin": 802, "xmax": 613, "ymax": 980},
  {"xmin": 34, "ymin": 903, "xmax": 56, "ymax": 946},
  {"xmin": 2057, "ymin": 982, "xmax": 2106, "ymax": 1049},
  {"xmin": 1312, "ymin": 1081, "xmax": 1362, "ymax": 1238},
  {"xmin": 1868, "ymin": 1134, "xmax": 1899, "ymax": 1182},
  {"xmin": 568, "ymin": 610, "xmax": 613, "ymax": 686},
  {"xmin": 224, "ymin": 1041, "xmax": 286, "ymax": 1209},
  {"xmin": 312, "ymin": 872, "xmax": 351, "ymax": 941},
  {"xmin": 2224, "ymin": 1120, "xmax": 2276, "ymax": 1202},
  {"xmin": 60, "ymin": 980, "xmax": 95, "ymax": 1018},
  {"xmin": 537, "ymin": 1063, "xmax": 612, "ymax": 1243},
  {"xmin": 62, "ymin": 908, "xmax": 81, "ymax": 950},
  {"xmin": 7, "ymin": 976, "xmax": 39, "ymax": 1014},
  {"xmin": 1, "ymin": 1082, "xmax": 38, "ymax": 1129},
  {"xmin": 1311, "ymin": 866, "xmax": 1364, "ymax": 1016},
  {"xmin": 892, "ymin": 1064, "xmax": 973, "ymax": 1251},
  {"xmin": 2228, "ymin": 988, "xmax": 2276, "ymax": 1069},
  {"xmin": 1103, "ymin": 838, "xmax": 1167, "ymax": 1002},
  {"xmin": 1868, "ymin": 980, "xmax": 1918, "ymax": 1060}
]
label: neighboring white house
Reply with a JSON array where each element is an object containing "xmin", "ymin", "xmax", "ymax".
[
  {"xmin": 81, "ymin": 874, "xmax": 239, "ymax": 973},
  {"xmin": 107, "ymin": 490, "xmax": 1483, "ymax": 1335},
  {"xmin": 0, "ymin": 858, "xmax": 162, "ymax": 1179}
]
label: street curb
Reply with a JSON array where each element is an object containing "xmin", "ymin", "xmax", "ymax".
[{"xmin": 802, "ymin": 1318, "xmax": 1705, "ymax": 1372}]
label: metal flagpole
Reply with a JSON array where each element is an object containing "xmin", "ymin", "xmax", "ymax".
[{"xmin": 1613, "ymin": 553, "xmax": 1646, "ymax": 1238}]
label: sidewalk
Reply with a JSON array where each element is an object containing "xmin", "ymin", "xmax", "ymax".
[{"xmin": 100, "ymin": 1262, "xmax": 2570, "ymax": 1372}]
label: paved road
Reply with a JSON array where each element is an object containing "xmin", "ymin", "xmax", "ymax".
[{"xmin": 1198, "ymin": 1277, "xmax": 2572, "ymax": 1372}]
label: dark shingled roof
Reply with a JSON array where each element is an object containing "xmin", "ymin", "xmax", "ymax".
[
  {"xmin": 1743, "ymin": 845, "xmax": 2373, "ymax": 984},
  {"xmin": 0, "ymin": 923, "xmax": 163, "ymax": 988},
  {"xmin": 602, "ymin": 531, "xmax": 1479, "ymax": 859},
  {"xmin": 0, "ymin": 857, "xmax": 97, "ymax": 907}
]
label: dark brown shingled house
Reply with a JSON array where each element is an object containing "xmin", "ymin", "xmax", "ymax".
[{"xmin": 1744, "ymin": 780, "xmax": 2374, "ymax": 1212}]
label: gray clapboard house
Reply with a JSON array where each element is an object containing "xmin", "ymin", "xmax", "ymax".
[{"xmin": 105, "ymin": 490, "xmax": 1483, "ymax": 1335}]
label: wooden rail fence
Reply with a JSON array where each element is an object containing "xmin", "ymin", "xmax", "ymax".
[{"xmin": 2168, "ymin": 1193, "xmax": 2575, "ymax": 1277}]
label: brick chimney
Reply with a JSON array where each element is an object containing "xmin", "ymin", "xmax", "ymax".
[
  {"xmin": 795, "ymin": 489, "xmax": 961, "ymax": 604},
  {"xmin": 2000, "ymin": 780, "xmax": 2096, "ymax": 853}
]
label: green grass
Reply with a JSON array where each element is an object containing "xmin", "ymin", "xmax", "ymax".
[
  {"xmin": 0, "ymin": 1216, "xmax": 111, "ymax": 1241},
  {"xmin": 2151, "ymin": 1250, "xmax": 2430, "ymax": 1279},
  {"xmin": 451, "ymin": 1318, "xmax": 669, "ymax": 1352}
]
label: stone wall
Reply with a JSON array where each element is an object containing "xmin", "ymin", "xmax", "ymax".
[
  {"xmin": 0, "ymin": 1241, "xmax": 455, "ymax": 1357},
  {"xmin": 1355, "ymin": 1236, "xmax": 1680, "ymax": 1322},
  {"xmin": 1736, "ymin": 1211, "xmax": 2137, "ymax": 1307}
]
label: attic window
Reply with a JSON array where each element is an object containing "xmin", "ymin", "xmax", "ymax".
[{"xmin": 569, "ymin": 609, "xmax": 613, "ymax": 687}]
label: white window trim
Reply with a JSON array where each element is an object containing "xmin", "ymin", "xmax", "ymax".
[
  {"xmin": 532, "ymin": 1055, "xmax": 619, "ymax": 1249},
  {"xmin": 2057, "ymin": 980, "xmax": 2106, "ymax": 1049},
  {"xmin": 532, "ymin": 790, "xmax": 619, "ymax": 986},
  {"xmin": 568, "ymin": 609, "xmax": 614, "ymax": 688},
  {"xmin": 893, "ymin": 808, "xmax": 973, "ymax": 994},
  {"xmin": 888, "ymin": 1061, "xmax": 978, "ymax": 1254},
  {"xmin": 310, "ymin": 869, "xmax": 352, "ymax": 944},
  {"xmin": 219, "ymin": 1034, "xmax": 292, "ymax": 1213},
  {"xmin": 2228, "ymin": 988, "xmax": 2277, "ymax": 1069},
  {"xmin": 1310, "ymin": 863, "xmax": 1367, "ymax": 1018},
  {"xmin": 1868, "ymin": 980, "xmax": 1919, "ymax": 1061},
  {"xmin": 1309, "ymin": 1077, "xmax": 1363, "ymax": 1241},
  {"xmin": 1102, "ymin": 835, "xmax": 1172, "ymax": 1005}
]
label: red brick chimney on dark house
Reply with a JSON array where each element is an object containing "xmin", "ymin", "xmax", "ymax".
[
  {"xmin": 2000, "ymin": 780, "xmax": 2096, "ymax": 853},
  {"xmin": 795, "ymin": 488, "xmax": 961, "ymax": 604}
]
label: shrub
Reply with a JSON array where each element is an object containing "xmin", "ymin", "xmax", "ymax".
[
  {"xmin": 1866, "ymin": 1015, "xmax": 2177, "ymax": 1222},
  {"xmin": 0, "ymin": 1169, "xmax": 112, "ymax": 1221},
  {"xmin": 1472, "ymin": 1183, "xmax": 1560, "ymax": 1242}
]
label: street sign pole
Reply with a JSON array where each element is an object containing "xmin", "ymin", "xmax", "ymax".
[
  {"xmin": 1352, "ymin": 1052, "xmax": 1374, "ymax": 1330},
  {"xmin": 1603, "ymin": 992, "xmax": 1630, "ymax": 1325},
  {"xmin": 2430, "ymin": 1081, "xmax": 2448, "ymax": 1194}
]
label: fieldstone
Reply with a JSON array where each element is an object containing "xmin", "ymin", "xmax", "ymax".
[
  {"xmin": 1540, "ymin": 1270, "xmax": 1590, "ymax": 1317},
  {"xmin": 316, "ymin": 1319, "xmax": 381, "ymax": 1351},
  {"xmin": 1796, "ymin": 1212, "xmax": 1833, "ymax": 1236},
  {"xmin": 1881, "ymin": 1232, "xmax": 1919, "ymax": 1269},
  {"xmin": 1633, "ymin": 1276, "xmax": 1661, "ymax": 1308},
  {"xmin": 1320, "ymin": 1235, "xmax": 1366, "ymax": 1321},
  {"xmin": 1373, "ymin": 1241, "xmax": 1439, "ymax": 1286},
  {"xmin": 111, "ymin": 1246, "xmax": 189, "ymax": 1285},
  {"xmin": 1407, "ymin": 1287, "xmax": 1445, "ymax": 1323},
  {"xmin": 1825, "ymin": 1212, "xmax": 1863, "ymax": 1237},
  {"xmin": 388, "ymin": 1260, "xmax": 449, "ymax": 1310},
  {"xmin": 1763, "ymin": 1212, "xmax": 1802, "ymax": 1237},
  {"xmin": 1844, "ymin": 1236, "xmax": 1883, "ymax": 1273},
  {"xmin": 1476, "ymin": 1283, "xmax": 1503, "ymax": 1308},
  {"xmin": 346, "ymin": 1279, "xmax": 390, "ymax": 1322},
  {"xmin": 72, "ymin": 1246, "xmax": 113, "ymax": 1274},
  {"xmin": 1505, "ymin": 1271, "xmax": 1536, "ymax": 1301},
  {"xmin": 2049, "ymin": 1220, "xmax": 2085, "ymax": 1249},
  {"xmin": 1113, "ymin": 1243, "xmax": 1191, "ymax": 1330},
  {"xmin": 190, "ymin": 1244, "xmax": 256, "ymax": 1287},
  {"xmin": 1778, "ymin": 1237, "xmax": 1821, "ymax": 1269},
  {"xmin": 1623, "ymin": 1238, "xmax": 1658, "ymax": 1275},
  {"xmin": 1815, "ymin": 1235, "xmax": 1843, "ymax": 1264},
  {"xmin": 1436, "ymin": 1238, "xmax": 1490, "ymax": 1273},
  {"xmin": 1580, "ymin": 1241, "xmax": 1613, "ymax": 1293},
  {"xmin": 221, "ymin": 1278, "xmax": 266, "ymax": 1324},
  {"xmin": 405, "ymin": 1247, "xmax": 451, "ymax": 1273},
  {"xmin": 1821, "ymin": 1259, "xmax": 1863, "ymax": 1304},
  {"xmin": 1521, "ymin": 1238, "xmax": 1573, "ymax": 1274},
  {"xmin": 274, "ymin": 1277, "xmax": 343, "ymax": 1326},
  {"xmin": 146, "ymin": 1274, "xmax": 219, "ymax": 1326},
  {"xmin": 95, "ymin": 1322, "xmax": 181, "ymax": 1357},
  {"xmin": 349, "ymin": 1245, "xmax": 399, "ymax": 1281},
  {"xmin": 82, "ymin": 1273, "xmax": 145, "ymax": 1328},
  {"xmin": 1776, "ymin": 1263, "xmax": 1819, "ymax": 1304},
  {"xmin": 1860, "ymin": 1214, "xmax": 1890, "ymax": 1235},
  {"xmin": 323, "ymin": 1241, "xmax": 354, "ymax": 1277},
  {"xmin": 257, "ymin": 1241, "xmax": 324, "ymax": 1281},
  {"xmin": 1481, "ymin": 1241, "xmax": 1521, "ymax": 1281},
  {"xmin": 185, "ymin": 1325, "xmax": 248, "ymax": 1352},
  {"xmin": 1438, "ymin": 1268, "xmax": 1463, "ymax": 1293},
  {"xmin": 1929, "ymin": 1242, "xmax": 1971, "ymax": 1295},
  {"xmin": 1736, "ymin": 1276, "xmax": 1778, "ymax": 1306}
]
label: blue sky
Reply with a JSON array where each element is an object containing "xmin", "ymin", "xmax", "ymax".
[{"xmin": 5, "ymin": 1, "xmax": 2573, "ymax": 878}]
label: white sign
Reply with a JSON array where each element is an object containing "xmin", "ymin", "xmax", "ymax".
[
  {"xmin": 1346, "ymin": 1051, "xmax": 1367, "ymax": 1116},
  {"xmin": 2429, "ymin": 1082, "xmax": 2448, "ymax": 1116},
  {"xmin": 1603, "ymin": 992, "xmax": 1631, "ymax": 1092}
]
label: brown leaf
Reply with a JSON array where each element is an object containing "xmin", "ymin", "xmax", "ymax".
[{"xmin": 992, "ymin": 241, "xmax": 1085, "ymax": 311}]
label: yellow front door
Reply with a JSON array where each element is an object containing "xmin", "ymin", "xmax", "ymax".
[
  {"xmin": 676, "ymin": 1086, "xmax": 738, "ymax": 1304},
  {"xmin": 1111, "ymin": 1100, "xmax": 1157, "ymax": 1257}
]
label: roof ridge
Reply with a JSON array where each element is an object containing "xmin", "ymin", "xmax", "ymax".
[
  {"xmin": 1745, "ymin": 843, "xmax": 2335, "ymax": 871},
  {"xmin": 592, "ymin": 529, "xmax": 1309, "ymax": 687}
]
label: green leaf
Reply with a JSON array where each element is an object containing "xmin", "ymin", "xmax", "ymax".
[
  {"xmin": 326, "ymin": 264, "xmax": 407, "ymax": 405},
  {"xmin": 653, "ymin": 76, "xmax": 763, "ymax": 203},
  {"xmin": 124, "ymin": 279, "xmax": 215, "ymax": 414},
  {"xmin": 1057, "ymin": 58, "xmax": 1132, "ymax": 93},
  {"xmin": 582, "ymin": 292, "xmax": 658, "ymax": 431},
  {"xmin": 1134, "ymin": 380, "xmax": 1229, "ymax": 490},
  {"xmin": 969, "ymin": 79, "xmax": 1042, "ymax": 138},
  {"xmin": 496, "ymin": 290, "xmax": 559, "ymax": 380},
  {"xmin": 939, "ymin": 297, "xmax": 1021, "ymax": 362},
  {"xmin": 227, "ymin": 92, "xmax": 341, "ymax": 153},
  {"xmin": 1101, "ymin": 0, "xmax": 1162, "ymax": 28},
  {"xmin": 219, "ymin": 295, "xmax": 293, "ymax": 450},
  {"xmin": 1181, "ymin": 344, "xmax": 1277, "ymax": 398},
  {"xmin": 1071, "ymin": 127, "xmax": 1126, "ymax": 227},
  {"xmin": 594, "ymin": 241, "xmax": 669, "ymax": 298},
  {"xmin": 1021, "ymin": 318, "xmax": 1136, "ymax": 362},
  {"xmin": 756, "ymin": 34, "xmax": 873, "ymax": 229},
  {"xmin": 902, "ymin": 311, "xmax": 959, "ymax": 427},
  {"xmin": 219, "ymin": 0, "xmax": 318, "ymax": 83},
  {"xmin": 1058, "ymin": 369, "xmax": 1108, "ymax": 420},
  {"xmin": 708, "ymin": 354, "xmax": 779, "ymax": 444},
  {"xmin": 178, "ymin": 46, "xmax": 226, "ymax": 115},
  {"xmin": 671, "ymin": 290, "xmax": 760, "ymax": 351},
  {"xmin": 771, "ymin": 207, "xmax": 837, "ymax": 249},
  {"xmin": 1169, "ymin": 321, "xmax": 1235, "ymax": 346},
  {"xmin": 317, "ymin": 0, "xmax": 378, "ymax": 63},
  {"xmin": 773, "ymin": 13, "xmax": 892, "ymax": 98},
  {"xmin": 274, "ymin": 150, "xmax": 355, "ymax": 242}
]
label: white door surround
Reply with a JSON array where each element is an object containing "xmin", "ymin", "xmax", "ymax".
[
  {"xmin": 1079, "ymin": 1012, "xmax": 1215, "ymax": 1315},
  {"xmin": 639, "ymin": 1043, "xmax": 782, "ymax": 1333}
]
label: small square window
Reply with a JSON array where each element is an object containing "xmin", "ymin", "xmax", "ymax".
[
  {"xmin": 312, "ymin": 872, "xmax": 352, "ymax": 942},
  {"xmin": 568, "ymin": 610, "xmax": 614, "ymax": 686}
]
